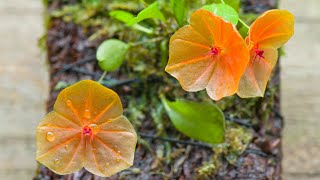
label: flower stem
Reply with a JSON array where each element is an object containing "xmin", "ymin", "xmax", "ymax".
[
  {"xmin": 239, "ymin": 18, "xmax": 250, "ymax": 30},
  {"xmin": 129, "ymin": 37, "xmax": 163, "ymax": 47},
  {"xmin": 98, "ymin": 71, "xmax": 107, "ymax": 83}
]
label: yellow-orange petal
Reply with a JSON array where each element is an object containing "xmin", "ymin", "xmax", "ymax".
[
  {"xmin": 36, "ymin": 80, "xmax": 137, "ymax": 177},
  {"xmin": 54, "ymin": 80, "xmax": 123, "ymax": 126},
  {"xmin": 85, "ymin": 116, "xmax": 137, "ymax": 177},
  {"xmin": 249, "ymin": 9, "xmax": 294, "ymax": 48},
  {"xmin": 165, "ymin": 9, "xmax": 249, "ymax": 100},
  {"xmin": 36, "ymin": 111, "xmax": 85, "ymax": 175},
  {"xmin": 237, "ymin": 45, "xmax": 278, "ymax": 98}
]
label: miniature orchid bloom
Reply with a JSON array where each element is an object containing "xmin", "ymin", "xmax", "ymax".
[
  {"xmin": 237, "ymin": 10, "xmax": 294, "ymax": 98},
  {"xmin": 165, "ymin": 9, "xmax": 249, "ymax": 100},
  {"xmin": 36, "ymin": 80, "xmax": 137, "ymax": 177}
]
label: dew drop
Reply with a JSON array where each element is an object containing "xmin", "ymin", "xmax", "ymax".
[
  {"xmin": 67, "ymin": 100, "xmax": 72, "ymax": 106},
  {"xmin": 64, "ymin": 145, "xmax": 69, "ymax": 150},
  {"xmin": 54, "ymin": 159, "xmax": 60, "ymax": 164},
  {"xmin": 89, "ymin": 124, "xmax": 100, "ymax": 132},
  {"xmin": 116, "ymin": 157, "xmax": 120, "ymax": 162},
  {"xmin": 46, "ymin": 132, "xmax": 55, "ymax": 142},
  {"xmin": 105, "ymin": 162, "xmax": 110, "ymax": 167},
  {"xmin": 117, "ymin": 150, "xmax": 121, "ymax": 155},
  {"xmin": 84, "ymin": 109, "xmax": 91, "ymax": 119}
]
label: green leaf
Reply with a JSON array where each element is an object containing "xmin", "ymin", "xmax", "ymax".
[
  {"xmin": 128, "ymin": 1, "xmax": 165, "ymax": 26},
  {"xmin": 161, "ymin": 97, "xmax": 225, "ymax": 144},
  {"xmin": 170, "ymin": 0, "xmax": 188, "ymax": 26},
  {"xmin": 109, "ymin": 10, "xmax": 134, "ymax": 25},
  {"xmin": 202, "ymin": 3, "xmax": 239, "ymax": 25},
  {"xmin": 96, "ymin": 39, "xmax": 129, "ymax": 71},
  {"xmin": 215, "ymin": 0, "xmax": 240, "ymax": 11}
]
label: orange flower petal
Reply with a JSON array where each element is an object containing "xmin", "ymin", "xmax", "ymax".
[
  {"xmin": 166, "ymin": 9, "xmax": 249, "ymax": 100},
  {"xmin": 249, "ymin": 9, "xmax": 294, "ymax": 48},
  {"xmin": 36, "ymin": 80, "xmax": 137, "ymax": 177},
  {"xmin": 237, "ymin": 45, "xmax": 277, "ymax": 97},
  {"xmin": 237, "ymin": 10, "xmax": 294, "ymax": 98},
  {"xmin": 85, "ymin": 116, "xmax": 137, "ymax": 177}
]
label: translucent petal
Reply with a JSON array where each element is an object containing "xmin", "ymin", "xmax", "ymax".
[
  {"xmin": 249, "ymin": 9, "xmax": 294, "ymax": 48},
  {"xmin": 54, "ymin": 80, "xmax": 123, "ymax": 126},
  {"xmin": 36, "ymin": 112, "xmax": 84, "ymax": 175},
  {"xmin": 36, "ymin": 80, "xmax": 137, "ymax": 177},
  {"xmin": 165, "ymin": 9, "xmax": 249, "ymax": 100},
  {"xmin": 85, "ymin": 116, "xmax": 137, "ymax": 177},
  {"xmin": 237, "ymin": 47, "xmax": 277, "ymax": 98}
]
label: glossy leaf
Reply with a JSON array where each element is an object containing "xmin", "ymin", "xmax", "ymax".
[
  {"xmin": 109, "ymin": 10, "xmax": 134, "ymax": 25},
  {"xmin": 97, "ymin": 39, "xmax": 129, "ymax": 72},
  {"xmin": 202, "ymin": 3, "xmax": 239, "ymax": 25},
  {"xmin": 161, "ymin": 97, "xmax": 225, "ymax": 144},
  {"xmin": 237, "ymin": 10, "xmax": 294, "ymax": 98},
  {"xmin": 128, "ymin": 1, "xmax": 165, "ymax": 26},
  {"xmin": 165, "ymin": 9, "xmax": 249, "ymax": 100},
  {"xmin": 36, "ymin": 80, "xmax": 137, "ymax": 177},
  {"xmin": 170, "ymin": 0, "xmax": 188, "ymax": 26}
]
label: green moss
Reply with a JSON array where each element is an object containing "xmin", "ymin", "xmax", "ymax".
[{"xmin": 197, "ymin": 122, "xmax": 253, "ymax": 177}]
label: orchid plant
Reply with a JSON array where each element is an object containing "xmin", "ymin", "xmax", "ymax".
[{"xmin": 36, "ymin": 0, "xmax": 294, "ymax": 177}]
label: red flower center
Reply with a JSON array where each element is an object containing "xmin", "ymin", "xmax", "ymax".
[
  {"xmin": 252, "ymin": 44, "xmax": 265, "ymax": 63},
  {"xmin": 209, "ymin": 46, "xmax": 221, "ymax": 56},
  {"xmin": 82, "ymin": 126, "xmax": 92, "ymax": 136}
]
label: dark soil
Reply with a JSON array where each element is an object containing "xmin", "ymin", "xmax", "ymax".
[{"xmin": 35, "ymin": 0, "xmax": 283, "ymax": 179}]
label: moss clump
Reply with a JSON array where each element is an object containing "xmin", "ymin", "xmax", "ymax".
[{"xmin": 197, "ymin": 122, "xmax": 253, "ymax": 177}]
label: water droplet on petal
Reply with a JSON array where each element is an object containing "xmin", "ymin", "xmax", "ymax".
[
  {"xmin": 116, "ymin": 157, "xmax": 121, "ymax": 162},
  {"xmin": 89, "ymin": 124, "xmax": 100, "ymax": 133},
  {"xmin": 54, "ymin": 159, "xmax": 60, "ymax": 164},
  {"xmin": 67, "ymin": 100, "xmax": 72, "ymax": 106},
  {"xmin": 46, "ymin": 132, "xmax": 55, "ymax": 142},
  {"xmin": 64, "ymin": 145, "xmax": 69, "ymax": 150},
  {"xmin": 117, "ymin": 150, "xmax": 121, "ymax": 155},
  {"xmin": 105, "ymin": 162, "xmax": 110, "ymax": 167},
  {"xmin": 84, "ymin": 109, "xmax": 91, "ymax": 119}
]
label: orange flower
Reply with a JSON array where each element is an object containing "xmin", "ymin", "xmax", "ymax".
[
  {"xmin": 36, "ymin": 80, "xmax": 137, "ymax": 177},
  {"xmin": 237, "ymin": 10, "xmax": 294, "ymax": 97},
  {"xmin": 165, "ymin": 9, "xmax": 249, "ymax": 100}
]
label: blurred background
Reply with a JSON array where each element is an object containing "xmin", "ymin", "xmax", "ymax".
[{"xmin": 0, "ymin": 0, "xmax": 318, "ymax": 179}]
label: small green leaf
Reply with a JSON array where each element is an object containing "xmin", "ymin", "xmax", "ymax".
[
  {"xmin": 170, "ymin": 0, "xmax": 188, "ymax": 26},
  {"xmin": 128, "ymin": 1, "xmax": 165, "ymax": 26},
  {"xmin": 215, "ymin": 0, "xmax": 240, "ymax": 11},
  {"xmin": 161, "ymin": 97, "xmax": 225, "ymax": 144},
  {"xmin": 202, "ymin": 3, "xmax": 239, "ymax": 25},
  {"xmin": 109, "ymin": 10, "xmax": 134, "ymax": 25},
  {"xmin": 96, "ymin": 39, "xmax": 129, "ymax": 71}
]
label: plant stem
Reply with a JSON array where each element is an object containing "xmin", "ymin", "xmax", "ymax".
[
  {"xmin": 132, "ymin": 24, "xmax": 154, "ymax": 34},
  {"xmin": 98, "ymin": 71, "xmax": 107, "ymax": 83},
  {"xmin": 129, "ymin": 37, "xmax": 163, "ymax": 47},
  {"xmin": 238, "ymin": 18, "xmax": 250, "ymax": 30}
]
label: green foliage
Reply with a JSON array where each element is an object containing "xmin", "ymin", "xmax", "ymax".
[
  {"xmin": 170, "ymin": 0, "xmax": 188, "ymax": 26},
  {"xmin": 128, "ymin": 1, "xmax": 165, "ymax": 26},
  {"xmin": 110, "ymin": 2, "xmax": 165, "ymax": 27},
  {"xmin": 215, "ymin": 0, "xmax": 240, "ymax": 11},
  {"xmin": 109, "ymin": 10, "xmax": 134, "ymax": 25},
  {"xmin": 161, "ymin": 97, "xmax": 225, "ymax": 144},
  {"xmin": 96, "ymin": 39, "xmax": 129, "ymax": 71},
  {"xmin": 202, "ymin": 3, "xmax": 239, "ymax": 25}
]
